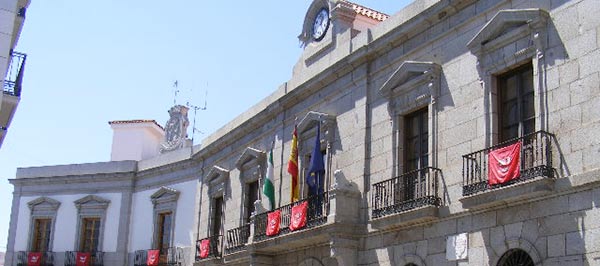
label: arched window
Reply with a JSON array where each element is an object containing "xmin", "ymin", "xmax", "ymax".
[{"xmin": 497, "ymin": 249, "xmax": 534, "ymax": 266}]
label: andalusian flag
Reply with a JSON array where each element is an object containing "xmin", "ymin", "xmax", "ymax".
[
  {"xmin": 288, "ymin": 126, "xmax": 299, "ymax": 202},
  {"xmin": 263, "ymin": 144, "xmax": 276, "ymax": 210}
]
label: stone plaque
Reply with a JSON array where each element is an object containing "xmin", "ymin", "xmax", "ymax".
[{"xmin": 446, "ymin": 233, "xmax": 468, "ymax": 261}]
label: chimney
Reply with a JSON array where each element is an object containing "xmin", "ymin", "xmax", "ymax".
[{"xmin": 108, "ymin": 120, "xmax": 165, "ymax": 161}]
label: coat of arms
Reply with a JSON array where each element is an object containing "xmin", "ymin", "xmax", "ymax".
[{"xmin": 160, "ymin": 105, "xmax": 190, "ymax": 153}]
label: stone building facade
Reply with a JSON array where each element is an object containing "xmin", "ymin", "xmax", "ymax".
[{"xmin": 5, "ymin": 0, "xmax": 600, "ymax": 265}]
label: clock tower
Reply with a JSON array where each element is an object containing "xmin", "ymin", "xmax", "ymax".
[{"xmin": 295, "ymin": 0, "xmax": 388, "ymax": 73}]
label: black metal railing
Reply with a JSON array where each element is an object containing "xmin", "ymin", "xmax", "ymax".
[
  {"xmin": 225, "ymin": 223, "xmax": 250, "ymax": 254},
  {"xmin": 133, "ymin": 247, "xmax": 183, "ymax": 266},
  {"xmin": 462, "ymin": 130, "xmax": 554, "ymax": 196},
  {"xmin": 64, "ymin": 251, "xmax": 104, "ymax": 266},
  {"xmin": 195, "ymin": 235, "xmax": 223, "ymax": 261},
  {"xmin": 254, "ymin": 191, "xmax": 329, "ymax": 241},
  {"xmin": 3, "ymin": 51, "xmax": 26, "ymax": 97},
  {"xmin": 372, "ymin": 167, "xmax": 442, "ymax": 219},
  {"xmin": 15, "ymin": 251, "xmax": 54, "ymax": 266}
]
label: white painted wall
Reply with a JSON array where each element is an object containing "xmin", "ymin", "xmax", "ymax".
[
  {"xmin": 129, "ymin": 179, "xmax": 199, "ymax": 251},
  {"xmin": 110, "ymin": 122, "xmax": 164, "ymax": 161},
  {"xmin": 14, "ymin": 193, "xmax": 122, "ymax": 252}
]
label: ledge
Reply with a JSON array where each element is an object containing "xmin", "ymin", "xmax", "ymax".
[
  {"xmin": 371, "ymin": 205, "xmax": 439, "ymax": 230},
  {"xmin": 460, "ymin": 177, "xmax": 555, "ymax": 210}
]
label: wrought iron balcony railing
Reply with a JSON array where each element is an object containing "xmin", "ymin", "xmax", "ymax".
[
  {"xmin": 462, "ymin": 130, "xmax": 554, "ymax": 196},
  {"xmin": 253, "ymin": 191, "xmax": 329, "ymax": 242},
  {"xmin": 372, "ymin": 167, "xmax": 441, "ymax": 219},
  {"xmin": 64, "ymin": 251, "xmax": 104, "ymax": 266},
  {"xmin": 133, "ymin": 247, "xmax": 183, "ymax": 266},
  {"xmin": 225, "ymin": 223, "xmax": 250, "ymax": 254},
  {"xmin": 3, "ymin": 51, "xmax": 26, "ymax": 97},
  {"xmin": 195, "ymin": 235, "xmax": 223, "ymax": 261},
  {"xmin": 15, "ymin": 251, "xmax": 54, "ymax": 266}
]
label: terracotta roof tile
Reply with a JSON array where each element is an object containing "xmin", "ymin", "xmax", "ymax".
[
  {"xmin": 108, "ymin": 119, "xmax": 164, "ymax": 130},
  {"xmin": 343, "ymin": 1, "xmax": 389, "ymax": 22}
]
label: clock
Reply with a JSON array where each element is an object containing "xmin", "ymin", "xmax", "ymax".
[{"xmin": 312, "ymin": 8, "xmax": 330, "ymax": 41}]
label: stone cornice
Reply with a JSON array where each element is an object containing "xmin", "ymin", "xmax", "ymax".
[{"xmin": 192, "ymin": 0, "xmax": 481, "ymax": 162}]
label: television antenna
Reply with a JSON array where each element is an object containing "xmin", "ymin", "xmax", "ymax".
[{"xmin": 186, "ymin": 90, "xmax": 208, "ymax": 144}]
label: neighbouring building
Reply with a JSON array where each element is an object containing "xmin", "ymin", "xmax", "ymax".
[
  {"xmin": 5, "ymin": 0, "xmax": 600, "ymax": 265},
  {"xmin": 0, "ymin": 0, "xmax": 28, "ymax": 148}
]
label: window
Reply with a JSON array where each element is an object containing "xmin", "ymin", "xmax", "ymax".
[
  {"xmin": 156, "ymin": 212, "xmax": 173, "ymax": 253},
  {"xmin": 150, "ymin": 187, "xmax": 179, "ymax": 258},
  {"xmin": 27, "ymin": 197, "xmax": 60, "ymax": 253},
  {"xmin": 297, "ymin": 111, "xmax": 336, "ymax": 199},
  {"xmin": 497, "ymin": 249, "xmax": 534, "ymax": 266},
  {"xmin": 74, "ymin": 195, "xmax": 110, "ymax": 253},
  {"xmin": 404, "ymin": 108, "xmax": 429, "ymax": 172},
  {"xmin": 244, "ymin": 181, "xmax": 259, "ymax": 223},
  {"xmin": 379, "ymin": 61, "xmax": 441, "ymax": 178},
  {"xmin": 466, "ymin": 9, "xmax": 550, "ymax": 145},
  {"xmin": 79, "ymin": 218, "xmax": 101, "ymax": 252},
  {"xmin": 498, "ymin": 63, "xmax": 534, "ymax": 142},
  {"xmin": 32, "ymin": 218, "xmax": 52, "ymax": 252},
  {"xmin": 211, "ymin": 197, "xmax": 224, "ymax": 237}
]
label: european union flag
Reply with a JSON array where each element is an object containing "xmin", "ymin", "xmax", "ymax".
[{"xmin": 306, "ymin": 122, "xmax": 324, "ymax": 195}]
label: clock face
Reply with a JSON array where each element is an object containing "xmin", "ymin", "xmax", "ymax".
[{"xmin": 312, "ymin": 8, "xmax": 330, "ymax": 41}]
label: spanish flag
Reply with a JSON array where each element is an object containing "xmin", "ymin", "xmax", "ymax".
[{"xmin": 288, "ymin": 126, "xmax": 299, "ymax": 202}]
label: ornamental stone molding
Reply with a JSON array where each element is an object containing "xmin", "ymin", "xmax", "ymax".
[
  {"xmin": 74, "ymin": 195, "xmax": 110, "ymax": 210},
  {"xmin": 379, "ymin": 61, "xmax": 441, "ymax": 114},
  {"xmin": 297, "ymin": 111, "xmax": 336, "ymax": 144},
  {"xmin": 234, "ymin": 147, "xmax": 266, "ymax": 174},
  {"xmin": 206, "ymin": 165, "xmax": 230, "ymax": 198},
  {"xmin": 467, "ymin": 8, "xmax": 550, "ymax": 74},
  {"xmin": 28, "ymin": 196, "xmax": 60, "ymax": 212},
  {"xmin": 150, "ymin": 186, "xmax": 180, "ymax": 207},
  {"xmin": 160, "ymin": 105, "xmax": 190, "ymax": 153}
]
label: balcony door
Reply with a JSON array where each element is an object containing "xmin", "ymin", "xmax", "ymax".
[{"xmin": 402, "ymin": 108, "xmax": 429, "ymax": 202}]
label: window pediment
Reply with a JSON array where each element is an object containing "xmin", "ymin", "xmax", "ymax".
[
  {"xmin": 235, "ymin": 147, "xmax": 266, "ymax": 170},
  {"xmin": 151, "ymin": 187, "xmax": 180, "ymax": 205},
  {"xmin": 379, "ymin": 61, "xmax": 441, "ymax": 99},
  {"xmin": 28, "ymin": 197, "xmax": 60, "ymax": 211},
  {"xmin": 467, "ymin": 9, "xmax": 549, "ymax": 58},
  {"xmin": 297, "ymin": 111, "xmax": 336, "ymax": 144},
  {"xmin": 206, "ymin": 165, "xmax": 229, "ymax": 198},
  {"xmin": 75, "ymin": 195, "xmax": 110, "ymax": 210}
]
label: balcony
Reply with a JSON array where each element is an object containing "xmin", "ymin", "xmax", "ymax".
[
  {"xmin": 253, "ymin": 191, "xmax": 329, "ymax": 243},
  {"xmin": 3, "ymin": 51, "xmax": 26, "ymax": 97},
  {"xmin": 225, "ymin": 224, "xmax": 249, "ymax": 254},
  {"xmin": 461, "ymin": 130, "xmax": 555, "ymax": 209},
  {"xmin": 64, "ymin": 251, "xmax": 104, "ymax": 266},
  {"xmin": 1, "ymin": 51, "xmax": 26, "ymax": 146},
  {"xmin": 195, "ymin": 235, "xmax": 223, "ymax": 262},
  {"xmin": 134, "ymin": 247, "xmax": 184, "ymax": 266},
  {"xmin": 371, "ymin": 167, "xmax": 442, "ymax": 229},
  {"xmin": 15, "ymin": 251, "xmax": 54, "ymax": 266}
]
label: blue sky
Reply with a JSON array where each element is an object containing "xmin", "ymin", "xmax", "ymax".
[{"xmin": 0, "ymin": 0, "xmax": 411, "ymax": 251}]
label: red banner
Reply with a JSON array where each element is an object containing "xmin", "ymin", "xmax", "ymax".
[
  {"xmin": 199, "ymin": 239, "xmax": 210, "ymax": 259},
  {"xmin": 146, "ymin": 249, "xmax": 160, "ymax": 266},
  {"xmin": 27, "ymin": 252, "xmax": 42, "ymax": 266},
  {"xmin": 266, "ymin": 210, "xmax": 281, "ymax": 236},
  {"xmin": 75, "ymin": 252, "xmax": 90, "ymax": 266},
  {"xmin": 488, "ymin": 141, "xmax": 521, "ymax": 185},
  {"xmin": 289, "ymin": 201, "xmax": 308, "ymax": 231}
]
